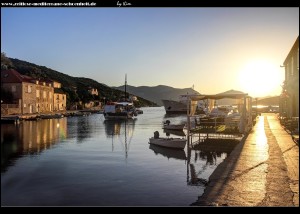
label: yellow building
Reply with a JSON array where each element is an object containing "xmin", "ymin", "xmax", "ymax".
[
  {"xmin": 52, "ymin": 80, "xmax": 66, "ymax": 111},
  {"xmin": 1, "ymin": 69, "xmax": 36, "ymax": 114},
  {"xmin": 1, "ymin": 69, "xmax": 66, "ymax": 114},
  {"xmin": 35, "ymin": 80, "xmax": 54, "ymax": 113}
]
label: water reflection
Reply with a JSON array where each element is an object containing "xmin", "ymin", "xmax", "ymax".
[
  {"xmin": 149, "ymin": 144, "xmax": 187, "ymax": 161},
  {"xmin": 1, "ymin": 124, "xmax": 23, "ymax": 173},
  {"xmin": 1, "ymin": 118, "xmax": 67, "ymax": 172},
  {"xmin": 1, "ymin": 107, "xmax": 242, "ymax": 206},
  {"xmin": 187, "ymin": 138, "xmax": 239, "ymax": 186},
  {"xmin": 148, "ymin": 135, "xmax": 240, "ymax": 188},
  {"xmin": 103, "ymin": 119, "xmax": 137, "ymax": 158},
  {"xmin": 68, "ymin": 116, "xmax": 93, "ymax": 142}
]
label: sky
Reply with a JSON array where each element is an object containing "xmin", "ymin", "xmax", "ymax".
[{"xmin": 1, "ymin": 7, "xmax": 299, "ymax": 98}]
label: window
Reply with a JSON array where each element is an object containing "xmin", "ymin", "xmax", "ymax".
[
  {"xmin": 24, "ymin": 103, "xmax": 26, "ymax": 108},
  {"xmin": 43, "ymin": 91, "xmax": 46, "ymax": 98},
  {"xmin": 36, "ymin": 89, "xmax": 40, "ymax": 98},
  {"xmin": 28, "ymin": 85, "xmax": 32, "ymax": 93}
]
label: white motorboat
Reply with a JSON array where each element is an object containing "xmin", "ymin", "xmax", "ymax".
[
  {"xmin": 103, "ymin": 101, "xmax": 136, "ymax": 120},
  {"xmin": 162, "ymin": 94, "xmax": 198, "ymax": 114},
  {"xmin": 149, "ymin": 131, "xmax": 186, "ymax": 150},
  {"xmin": 103, "ymin": 75, "xmax": 138, "ymax": 120}
]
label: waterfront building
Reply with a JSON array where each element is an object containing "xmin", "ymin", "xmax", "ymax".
[
  {"xmin": 280, "ymin": 36, "xmax": 299, "ymax": 119},
  {"xmin": 1, "ymin": 69, "xmax": 66, "ymax": 114}
]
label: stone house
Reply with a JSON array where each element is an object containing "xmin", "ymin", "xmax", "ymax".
[
  {"xmin": 52, "ymin": 81, "xmax": 66, "ymax": 111},
  {"xmin": 1, "ymin": 69, "xmax": 36, "ymax": 114},
  {"xmin": 35, "ymin": 80, "xmax": 54, "ymax": 113},
  {"xmin": 1, "ymin": 69, "xmax": 66, "ymax": 114}
]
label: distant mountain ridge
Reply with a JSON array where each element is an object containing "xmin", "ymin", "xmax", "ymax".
[
  {"xmin": 113, "ymin": 85, "xmax": 200, "ymax": 106},
  {"xmin": 5, "ymin": 57, "xmax": 279, "ymax": 108}
]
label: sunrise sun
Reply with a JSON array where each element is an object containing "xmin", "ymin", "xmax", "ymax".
[{"xmin": 238, "ymin": 59, "xmax": 283, "ymax": 98}]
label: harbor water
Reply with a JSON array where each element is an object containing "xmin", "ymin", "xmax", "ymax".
[{"xmin": 1, "ymin": 107, "xmax": 238, "ymax": 206}]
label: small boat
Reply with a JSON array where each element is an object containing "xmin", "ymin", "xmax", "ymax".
[
  {"xmin": 149, "ymin": 131, "xmax": 187, "ymax": 150},
  {"xmin": 103, "ymin": 74, "xmax": 139, "ymax": 120},
  {"xmin": 103, "ymin": 101, "xmax": 136, "ymax": 120},
  {"xmin": 163, "ymin": 120, "xmax": 185, "ymax": 130}
]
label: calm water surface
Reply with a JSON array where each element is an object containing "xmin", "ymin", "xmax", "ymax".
[{"xmin": 1, "ymin": 107, "xmax": 237, "ymax": 206}]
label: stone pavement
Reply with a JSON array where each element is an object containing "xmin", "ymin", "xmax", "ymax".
[{"xmin": 192, "ymin": 113, "xmax": 299, "ymax": 206}]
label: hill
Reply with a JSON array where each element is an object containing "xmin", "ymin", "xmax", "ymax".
[
  {"xmin": 113, "ymin": 85, "xmax": 200, "ymax": 106},
  {"xmin": 6, "ymin": 57, "xmax": 157, "ymax": 108}
]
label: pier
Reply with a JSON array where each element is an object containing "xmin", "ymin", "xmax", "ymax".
[
  {"xmin": 1, "ymin": 109, "xmax": 103, "ymax": 124},
  {"xmin": 191, "ymin": 113, "xmax": 299, "ymax": 206}
]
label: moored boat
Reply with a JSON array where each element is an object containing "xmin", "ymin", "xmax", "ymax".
[
  {"xmin": 149, "ymin": 131, "xmax": 187, "ymax": 150},
  {"xmin": 103, "ymin": 74, "xmax": 139, "ymax": 120},
  {"xmin": 162, "ymin": 95, "xmax": 198, "ymax": 114},
  {"xmin": 103, "ymin": 101, "xmax": 136, "ymax": 120}
]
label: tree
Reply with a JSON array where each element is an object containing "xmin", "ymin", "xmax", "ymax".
[{"xmin": 1, "ymin": 52, "xmax": 13, "ymax": 69}]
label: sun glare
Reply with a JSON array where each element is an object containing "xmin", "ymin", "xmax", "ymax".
[{"xmin": 238, "ymin": 59, "xmax": 283, "ymax": 98}]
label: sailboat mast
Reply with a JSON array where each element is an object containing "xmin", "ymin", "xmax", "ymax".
[{"xmin": 125, "ymin": 74, "xmax": 127, "ymax": 100}]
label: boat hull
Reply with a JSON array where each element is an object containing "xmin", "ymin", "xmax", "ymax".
[
  {"xmin": 162, "ymin": 99, "xmax": 187, "ymax": 114},
  {"xmin": 163, "ymin": 124, "xmax": 185, "ymax": 130},
  {"xmin": 103, "ymin": 112, "xmax": 133, "ymax": 120},
  {"xmin": 149, "ymin": 137, "xmax": 186, "ymax": 150}
]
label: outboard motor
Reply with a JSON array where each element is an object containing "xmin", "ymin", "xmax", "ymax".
[{"xmin": 154, "ymin": 131, "xmax": 159, "ymax": 139}]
